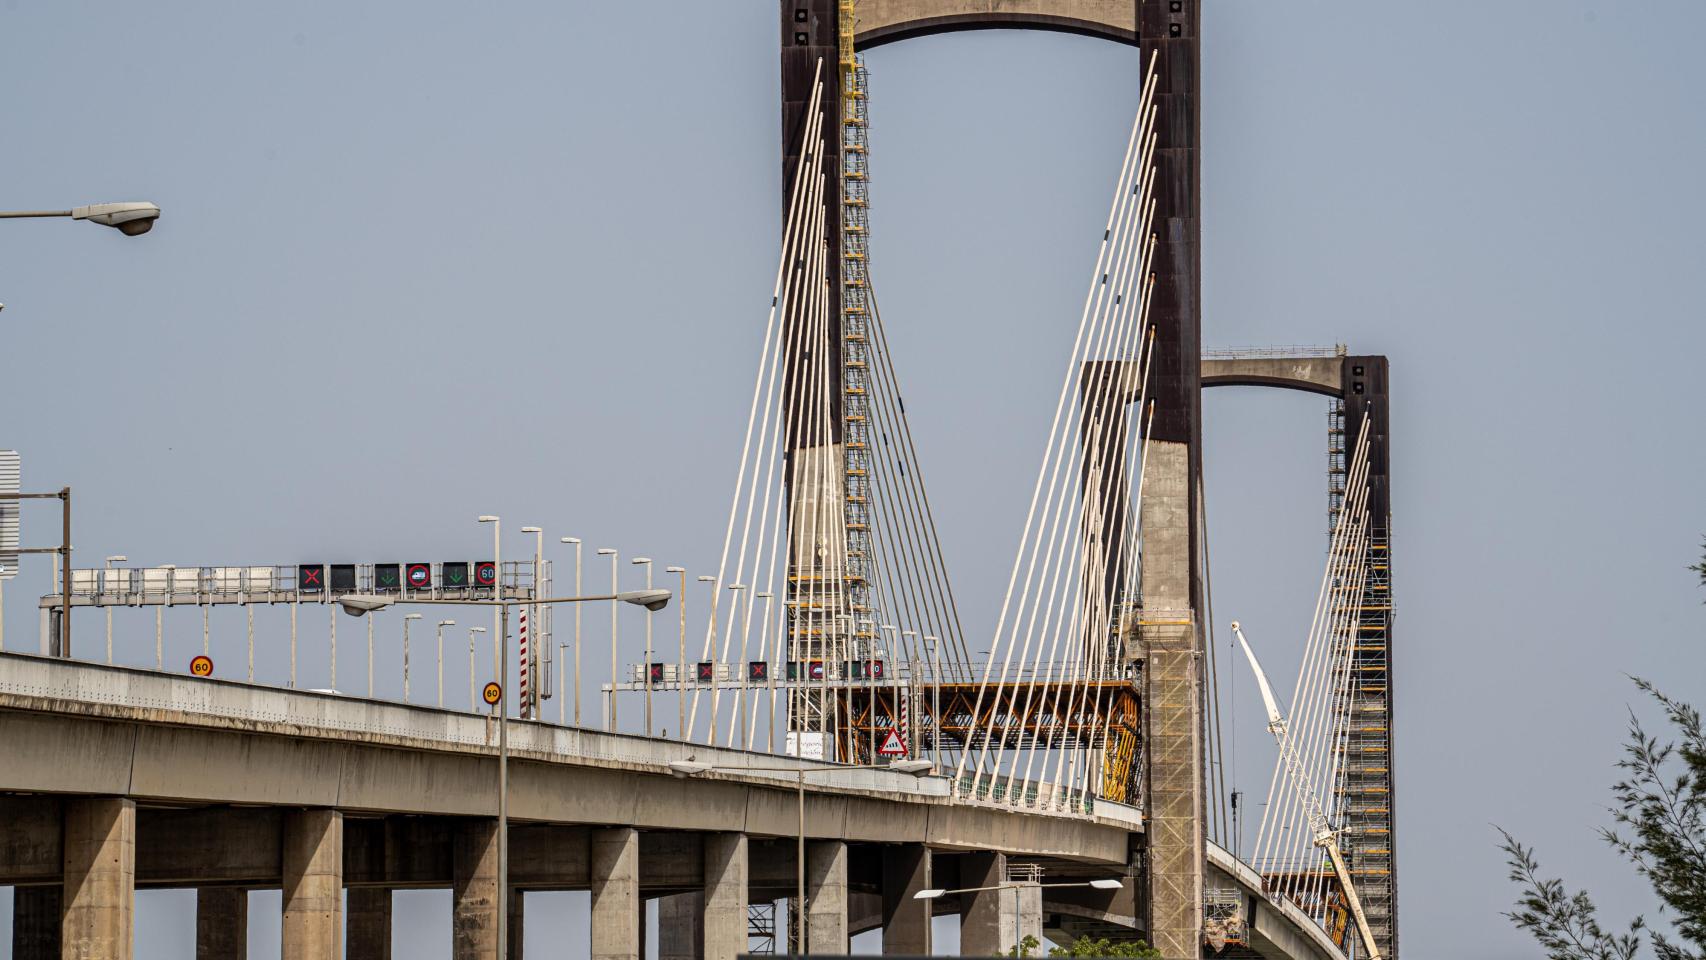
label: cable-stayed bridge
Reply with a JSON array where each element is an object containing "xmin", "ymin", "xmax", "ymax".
[{"xmin": 0, "ymin": 3, "xmax": 1397, "ymax": 958}]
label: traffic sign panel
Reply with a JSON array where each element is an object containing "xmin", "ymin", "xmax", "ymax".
[
  {"xmin": 297, "ymin": 564, "xmax": 324, "ymax": 592},
  {"xmin": 474, "ymin": 561, "xmax": 497, "ymax": 587},
  {"xmin": 878, "ymin": 727, "xmax": 907, "ymax": 757},
  {"xmin": 482, "ymin": 682, "xmax": 502, "ymax": 706},
  {"xmin": 375, "ymin": 563, "xmax": 401, "ymax": 592},
  {"xmin": 189, "ymin": 655, "xmax": 214, "ymax": 677},
  {"xmin": 406, "ymin": 563, "xmax": 431, "ymax": 590},
  {"xmin": 442, "ymin": 562, "xmax": 469, "ymax": 587}
]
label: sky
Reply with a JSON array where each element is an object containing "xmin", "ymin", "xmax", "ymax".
[{"xmin": 3, "ymin": 1, "xmax": 1706, "ymax": 957}]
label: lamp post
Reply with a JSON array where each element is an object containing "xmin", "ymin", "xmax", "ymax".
[
  {"xmin": 521, "ymin": 526, "xmax": 544, "ymax": 719},
  {"xmin": 670, "ymin": 757, "xmax": 933, "ymax": 953},
  {"xmin": 337, "ymin": 588, "xmax": 671, "ymax": 960},
  {"xmin": 402, "ymin": 614, "xmax": 422, "ymax": 702},
  {"xmin": 666, "ymin": 566, "xmax": 687, "ymax": 740},
  {"xmin": 436, "ymin": 619, "xmax": 455, "ymax": 708},
  {"xmin": 561, "ymin": 537, "xmax": 583, "ymax": 726},
  {"xmin": 756, "ymin": 590, "xmax": 777, "ymax": 753},
  {"xmin": 156, "ymin": 565, "xmax": 174, "ymax": 670},
  {"xmin": 596, "ymin": 548, "xmax": 617, "ymax": 731},
  {"xmin": 0, "ymin": 202, "xmax": 161, "ymax": 236},
  {"xmin": 103, "ymin": 555, "xmax": 126, "ymax": 664},
  {"xmin": 924, "ymin": 634, "xmax": 941, "ymax": 771},
  {"xmin": 696, "ymin": 579, "xmax": 716, "ymax": 743},
  {"xmin": 468, "ymin": 627, "xmax": 487, "ymax": 711},
  {"xmin": 727, "ymin": 582, "xmax": 747, "ymax": 747},
  {"xmin": 632, "ymin": 557, "xmax": 654, "ymax": 735}
]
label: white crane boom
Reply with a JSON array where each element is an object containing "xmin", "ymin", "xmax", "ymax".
[{"xmin": 1230, "ymin": 621, "xmax": 1383, "ymax": 960}]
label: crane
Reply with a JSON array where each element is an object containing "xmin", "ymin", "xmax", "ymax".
[{"xmin": 1230, "ymin": 621, "xmax": 1384, "ymax": 960}]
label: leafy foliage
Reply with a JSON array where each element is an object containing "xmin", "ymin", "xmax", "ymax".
[
  {"xmin": 1692, "ymin": 539, "xmax": 1706, "ymax": 593},
  {"xmin": 1499, "ymin": 680, "xmax": 1706, "ymax": 959},
  {"xmin": 1001, "ymin": 934, "xmax": 1160, "ymax": 957}
]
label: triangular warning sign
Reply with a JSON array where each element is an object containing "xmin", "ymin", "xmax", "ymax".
[{"xmin": 878, "ymin": 727, "xmax": 907, "ymax": 757}]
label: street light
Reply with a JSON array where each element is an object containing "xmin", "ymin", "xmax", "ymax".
[
  {"xmin": 155, "ymin": 565, "xmax": 175, "ymax": 670},
  {"xmin": 562, "ymin": 537, "xmax": 583, "ymax": 726},
  {"xmin": 632, "ymin": 557, "xmax": 654, "ymax": 735},
  {"xmin": 696, "ymin": 574, "xmax": 718, "ymax": 745},
  {"xmin": 103, "ymin": 555, "xmax": 126, "ymax": 664},
  {"xmin": 521, "ymin": 527, "xmax": 544, "ymax": 720},
  {"xmin": 669, "ymin": 758, "xmax": 933, "ymax": 953},
  {"xmin": 436, "ymin": 619, "xmax": 455, "ymax": 707},
  {"xmin": 467, "ymin": 627, "xmax": 487, "ymax": 711},
  {"xmin": 597, "ymin": 548, "xmax": 617, "ymax": 731},
  {"xmin": 666, "ymin": 566, "xmax": 687, "ymax": 740},
  {"xmin": 914, "ymin": 877, "xmax": 1123, "ymax": 951},
  {"xmin": 402, "ymin": 614, "xmax": 423, "ymax": 702},
  {"xmin": 0, "ymin": 202, "xmax": 162, "ymax": 236}
]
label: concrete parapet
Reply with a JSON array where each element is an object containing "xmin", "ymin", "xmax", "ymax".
[
  {"xmin": 282, "ymin": 809, "xmax": 342, "ymax": 960},
  {"xmin": 63, "ymin": 797, "xmax": 134, "ymax": 960}
]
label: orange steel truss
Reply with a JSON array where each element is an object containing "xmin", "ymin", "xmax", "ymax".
[{"xmin": 837, "ymin": 679, "xmax": 1143, "ymax": 804}]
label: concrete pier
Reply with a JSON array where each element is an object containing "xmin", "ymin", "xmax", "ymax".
[
  {"xmin": 453, "ymin": 820, "xmax": 499, "ymax": 960},
  {"xmin": 702, "ymin": 833, "xmax": 748, "ymax": 959},
  {"xmin": 959, "ymin": 851, "xmax": 1006, "ymax": 954},
  {"xmin": 806, "ymin": 840, "xmax": 849, "ymax": 953},
  {"xmin": 63, "ymin": 797, "xmax": 135, "ymax": 960},
  {"xmin": 591, "ymin": 827, "xmax": 640, "ymax": 960},
  {"xmin": 11, "ymin": 885, "xmax": 61, "ymax": 960},
  {"xmin": 346, "ymin": 887, "xmax": 391, "ymax": 960},
  {"xmin": 197, "ymin": 887, "xmax": 248, "ymax": 960},
  {"xmin": 880, "ymin": 845, "xmax": 931, "ymax": 955},
  {"xmin": 282, "ymin": 809, "xmax": 342, "ymax": 960},
  {"xmin": 657, "ymin": 892, "xmax": 702, "ymax": 960}
]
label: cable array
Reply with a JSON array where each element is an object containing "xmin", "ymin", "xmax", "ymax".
[
  {"xmin": 1251, "ymin": 417, "xmax": 1375, "ymax": 925},
  {"xmin": 951, "ymin": 55, "xmax": 1161, "ymax": 810}
]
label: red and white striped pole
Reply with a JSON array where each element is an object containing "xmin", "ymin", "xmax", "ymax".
[{"xmin": 518, "ymin": 609, "xmax": 530, "ymax": 719}]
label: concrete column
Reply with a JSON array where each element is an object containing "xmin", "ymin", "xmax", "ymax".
[
  {"xmin": 805, "ymin": 840, "xmax": 848, "ymax": 954},
  {"xmin": 959, "ymin": 851, "xmax": 1005, "ymax": 955},
  {"xmin": 590, "ymin": 827, "xmax": 640, "ymax": 960},
  {"xmin": 453, "ymin": 820, "xmax": 499, "ymax": 960},
  {"xmin": 508, "ymin": 890, "xmax": 524, "ymax": 960},
  {"xmin": 702, "ymin": 833, "xmax": 748, "ymax": 960},
  {"xmin": 62, "ymin": 797, "xmax": 135, "ymax": 960},
  {"xmin": 282, "ymin": 809, "xmax": 342, "ymax": 960},
  {"xmin": 197, "ymin": 888, "xmax": 248, "ymax": 960},
  {"xmin": 346, "ymin": 888, "xmax": 392, "ymax": 960},
  {"xmin": 656, "ymin": 892, "xmax": 702, "ymax": 960},
  {"xmin": 880, "ymin": 845, "xmax": 930, "ymax": 955},
  {"xmin": 11, "ymin": 886, "xmax": 61, "ymax": 960}
]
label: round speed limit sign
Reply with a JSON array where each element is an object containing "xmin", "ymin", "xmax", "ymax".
[
  {"xmin": 482, "ymin": 682, "xmax": 502, "ymax": 706},
  {"xmin": 189, "ymin": 655, "xmax": 214, "ymax": 677}
]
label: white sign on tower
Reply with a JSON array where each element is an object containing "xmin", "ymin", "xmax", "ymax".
[{"xmin": 0, "ymin": 450, "xmax": 18, "ymax": 580}]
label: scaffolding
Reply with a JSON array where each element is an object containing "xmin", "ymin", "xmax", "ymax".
[{"xmin": 1326, "ymin": 401, "xmax": 1396, "ymax": 956}]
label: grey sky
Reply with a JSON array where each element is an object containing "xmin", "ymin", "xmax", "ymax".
[{"xmin": 3, "ymin": 1, "xmax": 1705, "ymax": 957}]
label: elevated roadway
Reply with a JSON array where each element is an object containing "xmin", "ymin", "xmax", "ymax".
[{"xmin": 0, "ymin": 652, "xmax": 1343, "ymax": 958}]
